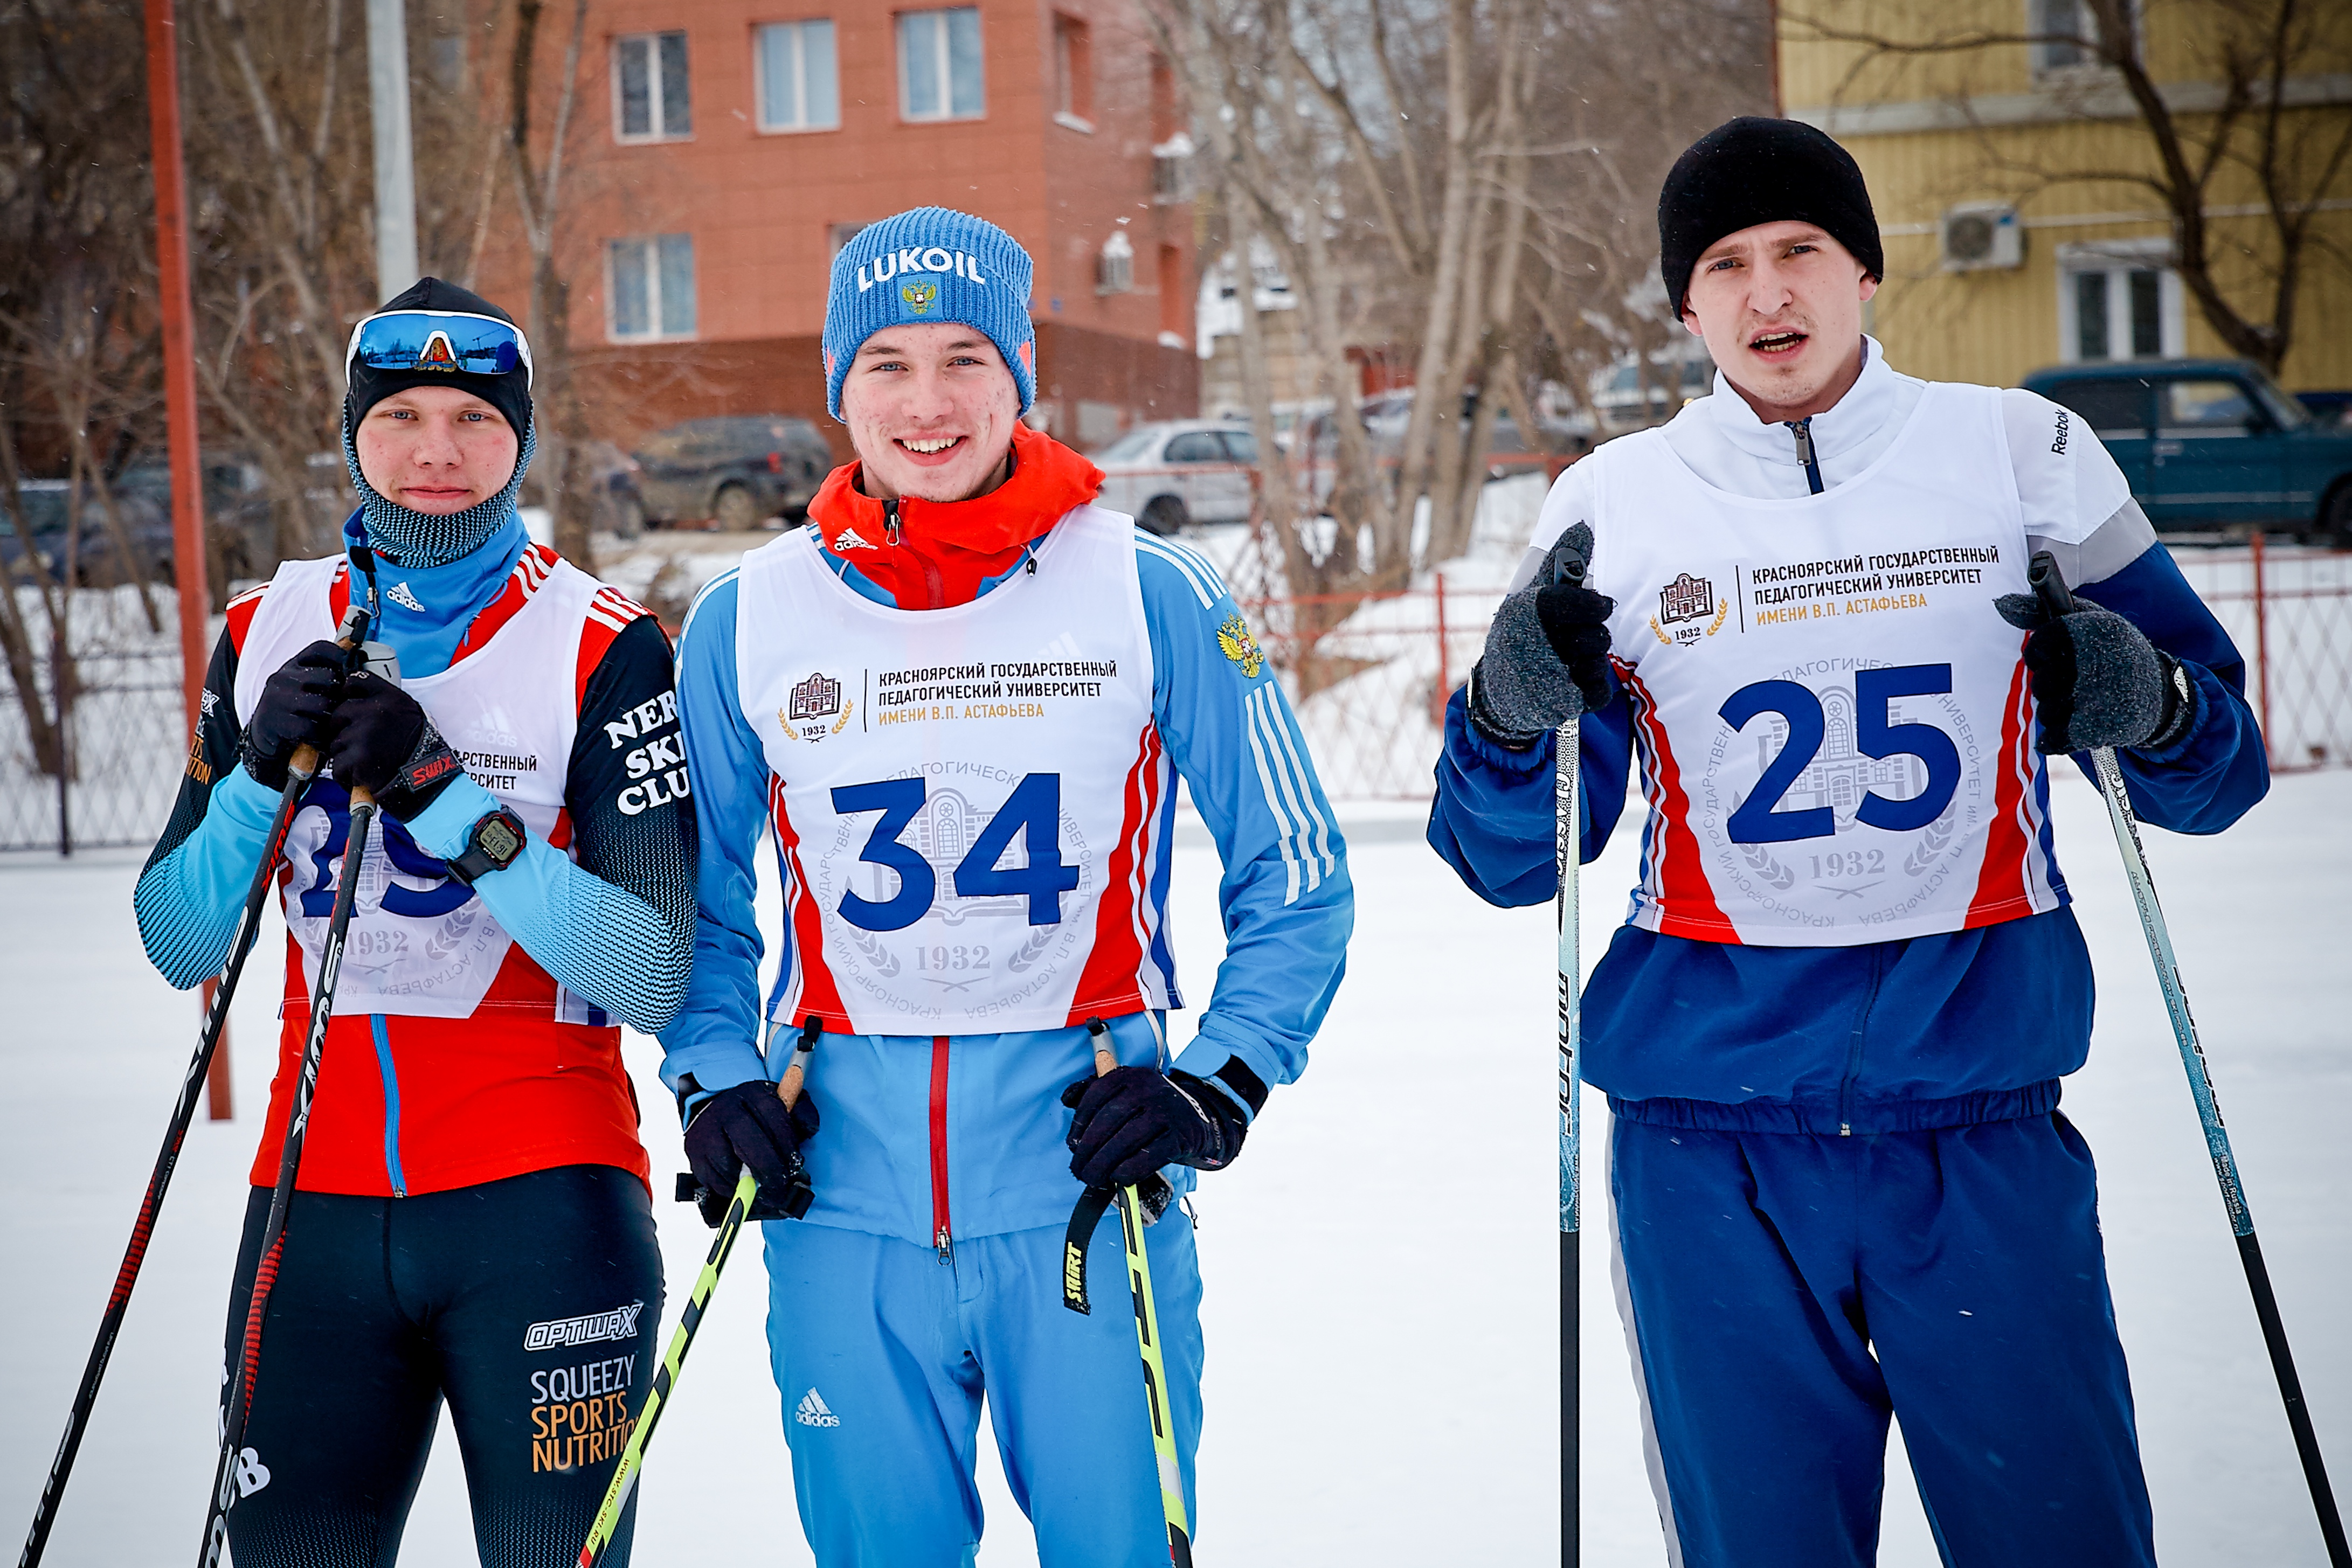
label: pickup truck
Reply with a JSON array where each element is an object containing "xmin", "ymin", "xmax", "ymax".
[{"xmin": 2020, "ymin": 358, "xmax": 2352, "ymax": 544}]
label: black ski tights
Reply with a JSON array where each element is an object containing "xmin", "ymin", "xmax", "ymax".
[{"xmin": 216, "ymin": 1165, "xmax": 663, "ymax": 1568}]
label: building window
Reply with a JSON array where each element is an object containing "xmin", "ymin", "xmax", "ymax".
[
  {"xmin": 757, "ymin": 19, "xmax": 838, "ymax": 132},
  {"xmin": 1053, "ymin": 15, "xmax": 1092, "ymax": 131},
  {"xmin": 1098, "ymin": 231, "xmax": 1133, "ymax": 295},
  {"xmin": 614, "ymin": 31, "xmax": 691, "ymax": 142},
  {"xmin": 828, "ymin": 222, "xmax": 869, "ymax": 258},
  {"xmin": 898, "ymin": 8, "xmax": 984, "ymax": 122},
  {"xmin": 2030, "ymin": 0, "xmax": 2136, "ymax": 78},
  {"xmin": 2056, "ymin": 241, "xmax": 2180, "ymax": 363},
  {"xmin": 608, "ymin": 234, "xmax": 697, "ymax": 341}
]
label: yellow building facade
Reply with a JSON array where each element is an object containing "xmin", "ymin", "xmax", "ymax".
[{"xmin": 1780, "ymin": 0, "xmax": 2352, "ymax": 394}]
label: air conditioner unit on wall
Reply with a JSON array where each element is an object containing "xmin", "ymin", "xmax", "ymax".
[{"xmin": 1940, "ymin": 203, "xmax": 2023, "ymax": 272}]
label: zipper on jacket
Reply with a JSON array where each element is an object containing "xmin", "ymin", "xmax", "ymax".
[
  {"xmin": 1837, "ymin": 946, "xmax": 1888, "ymax": 1137},
  {"xmin": 928, "ymin": 1033, "xmax": 953, "ymax": 1261},
  {"xmin": 1786, "ymin": 417, "xmax": 1825, "ymax": 495},
  {"xmin": 880, "ymin": 497, "xmax": 949, "ymax": 606}
]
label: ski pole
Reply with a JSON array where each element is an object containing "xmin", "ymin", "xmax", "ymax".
[
  {"xmin": 18, "ymin": 757, "xmax": 316, "ymax": 1568},
  {"xmin": 1077, "ymin": 1023, "xmax": 1193, "ymax": 1568},
  {"xmin": 578, "ymin": 1024, "xmax": 819, "ymax": 1568},
  {"xmin": 1553, "ymin": 540, "xmax": 1587, "ymax": 1568},
  {"xmin": 2030, "ymin": 552, "xmax": 2348, "ymax": 1567}
]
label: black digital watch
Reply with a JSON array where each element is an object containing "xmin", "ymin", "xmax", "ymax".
[{"xmin": 446, "ymin": 804, "xmax": 528, "ymax": 885}]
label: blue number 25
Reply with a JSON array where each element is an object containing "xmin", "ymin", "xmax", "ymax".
[
  {"xmin": 1720, "ymin": 664, "xmax": 1963, "ymax": 844},
  {"xmin": 833, "ymin": 772, "xmax": 1081, "ymax": 932}
]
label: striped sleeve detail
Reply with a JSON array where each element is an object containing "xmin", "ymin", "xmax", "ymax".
[
  {"xmin": 575, "ymin": 584, "xmax": 660, "ymax": 706},
  {"xmin": 225, "ymin": 581, "xmax": 271, "ymax": 655},
  {"xmin": 680, "ymin": 565, "xmax": 741, "ymax": 642},
  {"xmin": 1242, "ymin": 682, "xmax": 1338, "ymax": 905},
  {"xmin": 1134, "ymin": 534, "xmax": 1233, "ymax": 609}
]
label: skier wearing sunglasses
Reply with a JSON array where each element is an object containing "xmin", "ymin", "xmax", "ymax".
[{"xmin": 132, "ymin": 279, "xmax": 689, "ymax": 1567}]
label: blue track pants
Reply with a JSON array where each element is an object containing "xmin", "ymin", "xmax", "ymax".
[
  {"xmin": 760, "ymin": 1210, "xmax": 1203, "ymax": 1567},
  {"xmin": 1610, "ymin": 1112, "xmax": 2157, "ymax": 1567}
]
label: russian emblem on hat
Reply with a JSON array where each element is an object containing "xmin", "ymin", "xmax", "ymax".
[{"xmin": 901, "ymin": 278, "xmax": 940, "ymax": 315}]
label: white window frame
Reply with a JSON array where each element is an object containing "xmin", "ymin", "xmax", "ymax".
[
  {"xmin": 1097, "ymin": 230, "xmax": 1133, "ymax": 295},
  {"xmin": 897, "ymin": 8, "xmax": 985, "ymax": 123},
  {"xmin": 2028, "ymin": 0, "xmax": 2141, "ymax": 84},
  {"xmin": 755, "ymin": 18, "xmax": 839, "ymax": 134},
  {"xmin": 2054, "ymin": 238, "xmax": 2182, "ymax": 364},
  {"xmin": 606, "ymin": 234, "xmax": 699, "ymax": 343},
  {"xmin": 1053, "ymin": 14, "xmax": 1092, "ymax": 133},
  {"xmin": 613, "ymin": 31, "xmax": 692, "ymax": 144}
]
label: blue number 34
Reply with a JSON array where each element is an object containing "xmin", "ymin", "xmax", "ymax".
[
  {"xmin": 833, "ymin": 772, "xmax": 1081, "ymax": 932},
  {"xmin": 1719, "ymin": 664, "xmax": 1963, "ymax": 844}
]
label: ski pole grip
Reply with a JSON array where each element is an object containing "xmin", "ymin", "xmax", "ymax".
[
  {"xmin": 2028, "ymin": 550, "xmax": 2078, "ymax": 620},
  {"xmin": 282, "ymin": 603, "xmax": 378, "ymax": 789}
]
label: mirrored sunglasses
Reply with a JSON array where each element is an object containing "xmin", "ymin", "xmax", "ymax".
[{"xmin": 346, "ymin": 310, "xmax": 533, "ymax": 387}]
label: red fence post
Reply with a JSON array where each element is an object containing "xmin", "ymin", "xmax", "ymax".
[
  {"xmin": 2251, "ymin": 530, "xmax": 2272, "ymax": 765},
  {"xmin": 1433, "ymin": 573, "xmax": 1450, "ymax": 727}
]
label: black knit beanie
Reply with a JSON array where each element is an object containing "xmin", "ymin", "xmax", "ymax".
[
  {"xmin": 342, "ymin": 277, "xmax": 536, "ymax": 568},
  {"xmin": 344, "ymin": 276, "xmax": 533, "ymax": 445},
  {"xmin": 1658, "ymin": 117, "xmax": 1883, "ymax": 317}
]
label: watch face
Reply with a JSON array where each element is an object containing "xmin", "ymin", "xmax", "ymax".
[{"xmin": 480, "ymin": 818, "xmax": 523, "ymax": 862}]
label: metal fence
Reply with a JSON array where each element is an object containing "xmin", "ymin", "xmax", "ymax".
[
  {"xmin": 0, "ymin": 588, "xmax": 192, "ymax": 853},
  {"xmin": 2170, "ymin": 540, "xmax": 2352, "ymax": 772},
  {"xmin": 3, "ymin": 545, "xmax": 2347, "ymax": 853}
]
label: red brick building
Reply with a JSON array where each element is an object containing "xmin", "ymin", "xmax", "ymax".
[{"xmin": 488, "ymin": 0, "xmax": 1198, "ymax": 461}]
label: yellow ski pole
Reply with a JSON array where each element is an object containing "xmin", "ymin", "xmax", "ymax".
[
  {"xmin": 1083, "ymin": 1023, "xmax": 1194, "ymax": 1566},
  {"xmin": 578, "ymin": 1026, "xmax": 816, "ymax": 1568}
]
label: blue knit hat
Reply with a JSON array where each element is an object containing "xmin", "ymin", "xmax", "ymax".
[{"xmin": 824, "ymin": 208, "xmax": 1035, "ymax": 418}]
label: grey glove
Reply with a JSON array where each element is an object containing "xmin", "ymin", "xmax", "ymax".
[
  {"xmin": 1468, "ymin": 524, "xmax": 1616, "ymax": 749},
  {"xmin": 1995, "ymin": 591, "xmax": 2191, "ymax": 753}
]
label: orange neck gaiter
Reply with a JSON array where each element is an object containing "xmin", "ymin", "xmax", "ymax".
[{"xmin": 806, "ymin": 424, "xmax": 1105, "ymax": 609}]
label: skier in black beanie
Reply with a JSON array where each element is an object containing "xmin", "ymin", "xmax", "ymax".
[
  {"xmin": 132, "ymin": 274, "xmax": 698, "ymax": 1565},
  {"xmin": 1431, "ymin": 115, "xmax": 2270, "ymax": 1566}
]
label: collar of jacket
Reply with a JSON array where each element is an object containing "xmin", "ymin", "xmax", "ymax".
[
  {"xmin": 1705, "ymin": 332, "xmax": 1896, "ymax": 474},
  {"xmin": 807, "ymin": 423, "xmax": 1104, "ymax": 609}
]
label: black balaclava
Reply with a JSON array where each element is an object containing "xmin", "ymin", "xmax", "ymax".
[
  {"xmin": 1657, "ymin": 117, "xmax": 1884, "ymax": 318},
  {"xmin": 343, "ymin": 277, "xmax": 535, "ymax": 568}
]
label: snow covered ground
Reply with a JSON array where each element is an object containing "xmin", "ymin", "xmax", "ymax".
[{"xmin": 4, "ymin": 763, "xmax": 2349, "ymax": 1565}]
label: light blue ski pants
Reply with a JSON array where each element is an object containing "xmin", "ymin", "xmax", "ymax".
[{"xmin": 760, "ymin": 1210, "xmax": 1203, "ymax": 1567}]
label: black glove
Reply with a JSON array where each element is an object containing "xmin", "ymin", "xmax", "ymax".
[
  {"xmin": 323, "ymin": 669, "xmax": 466, "ymax": 820},
  {"xmin": 683, "ymin": 1080, "xmax": 820, "ymax": 1225},
  {"xmin": 1469, "ymin": 524, "xmax": 1616, "ymax": 750},
  {"xmin": 1995, "ymin": 592, "xmax": 2191, "ymax": 753},
  {"xmin": 240, "ymin": 640, "xmax": 350, "ymax": 789},
  {"xmin": 1062, "ymin": 1066, "xmax": 1247, "ymax": 1190}
]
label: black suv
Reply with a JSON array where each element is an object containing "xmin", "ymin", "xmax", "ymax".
[{"xmin": 632, "ymin": 416, "xmax": 834, "ymax": 530}]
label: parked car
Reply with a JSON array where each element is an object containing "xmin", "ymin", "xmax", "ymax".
[
  {"xmin": 632, "ymin": 415, "xmax": 833, "ymax": 530},
  {"xmin": 2022, "ymin": 359, "xmax": 2352, "ymax": 543},
  {"xmin": 2, "ymin": 475, "xmax": 176, "ymax": 587},
  {"xmin": 576, "ymin": 439, "xmax": 647, "ymax": 538},
  {"xmin": 115, "ymin": 453, "xmax": 276, "ymax": 582},
  {"xmin": 1091, "ymin": 419, "xmax": 1259, "ymax": 533}
]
